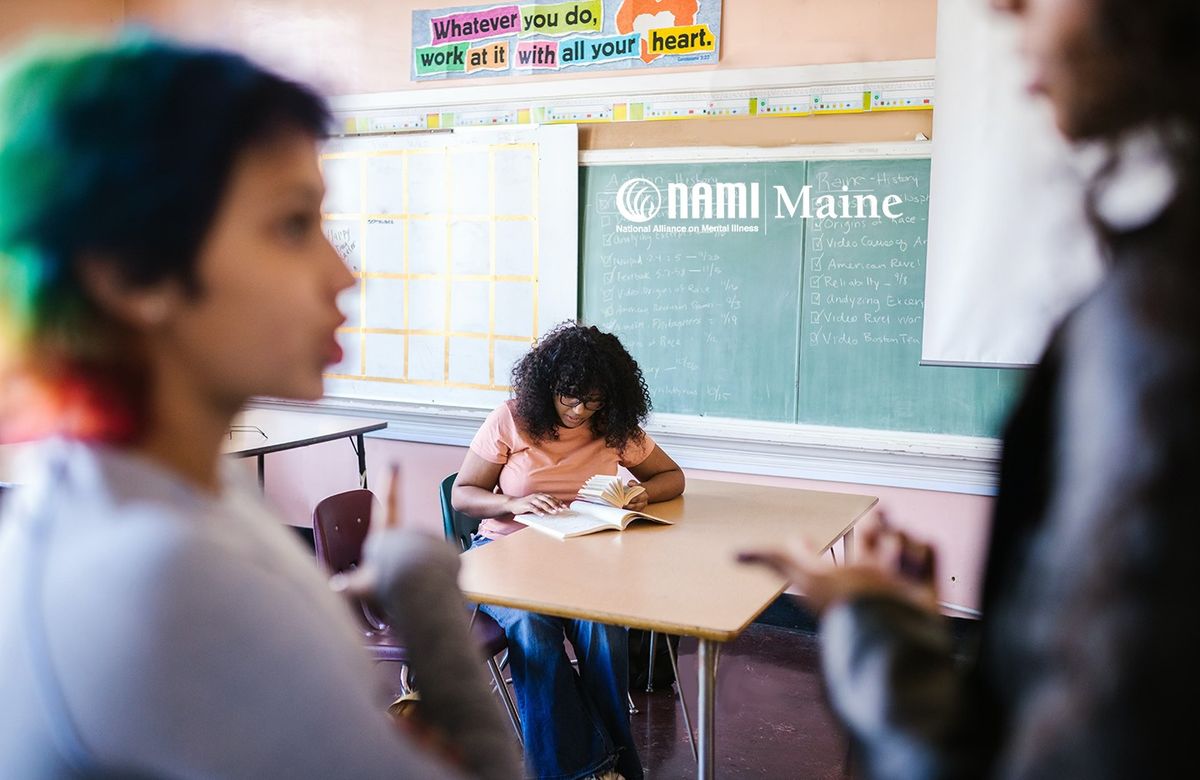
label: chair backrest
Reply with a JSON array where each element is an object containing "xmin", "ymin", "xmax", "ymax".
[
  {"xmin": 312, "ymin": 489, "xmax": 376, "ymax": 575},
  {"xmin": 439, "ymin": 473, "xmax": 481, "ymax": 552}
]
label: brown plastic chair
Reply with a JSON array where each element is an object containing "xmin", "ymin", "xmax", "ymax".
[
  {"xmin": 313, "ymin": 490, "xmax": 410, "ymax": 694},
  {"xmin": 313, "ymin": 489, "xmax": 520, "ymax": 741}
]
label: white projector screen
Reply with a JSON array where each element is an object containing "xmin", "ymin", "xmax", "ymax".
[{"xmin": 922, "ymin": 0, "xmax": 1102, "ymax": 367}]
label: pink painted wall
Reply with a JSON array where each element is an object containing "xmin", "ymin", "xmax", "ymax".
[
  {"xmin": 256, "ymin": 435, "xmax": 992, "ymax": 615},
  {"xmin": 122, "ymin": 0, "xmax": 937, "ymax": 95},
  {"xmin": 0, "ymin": 0, "xmax": 123, "ymax": 47}
]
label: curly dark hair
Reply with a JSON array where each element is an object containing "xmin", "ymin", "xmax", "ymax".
[{"xmin": 510, "ymin": 321, "xmax": 651, "ymax": 452}]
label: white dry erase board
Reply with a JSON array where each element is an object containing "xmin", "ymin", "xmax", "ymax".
[{"xmin": 319, "ymin": 124, "xmax": 578, "ymax": 408}]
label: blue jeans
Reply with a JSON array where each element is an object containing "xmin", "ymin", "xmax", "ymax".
[{"xmin": 471, "ymin": 536, "xmax": 643, "ymax": 780}]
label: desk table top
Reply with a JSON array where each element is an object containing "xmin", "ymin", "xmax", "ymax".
[
  {"xmin": 223, "ymin": 408, "xmax": 388, "ymax": 457},
  {"xmin": 458, "ymin": 479, "xmax": 877, "ymax": 642}
]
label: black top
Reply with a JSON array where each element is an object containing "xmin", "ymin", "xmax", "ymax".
[{"xmin": 820, "ymin": 207, "xmax": 1200, "ymax": 778}]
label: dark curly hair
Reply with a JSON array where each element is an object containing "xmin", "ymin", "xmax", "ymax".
[{"xmin": 510, "ymin": 321, "xmax": 651, "ymax": 453}]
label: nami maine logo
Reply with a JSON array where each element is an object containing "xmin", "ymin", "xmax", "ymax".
[
  {"xmin": 612, "ymin": 174, "xmax": 906, "ymax": 235},
  {"xmin": 615, "ymin": 177, "xmax": 662, "ymax": 223}
]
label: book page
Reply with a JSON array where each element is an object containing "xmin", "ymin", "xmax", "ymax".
[
  {"xmin": 570, "ymin": 501, "xmax": 633, "ymax": 527},
  {"xmin": 568, "ymin": 501, "xmax": 671, "ymax": 528},
  {"xmin": 577, "ymin": 475, "xmax": 645, "ymax": 509},
  {"xmin": 514, "ymin": 510, "xmax": 612, "ymax": 539}
]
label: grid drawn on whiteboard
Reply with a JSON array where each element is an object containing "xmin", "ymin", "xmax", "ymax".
[{"xmin": 320, "ymin": 143, "xmax": 540, "ymax": 392}]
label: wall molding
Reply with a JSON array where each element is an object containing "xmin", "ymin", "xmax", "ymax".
[
  {"xmin": 330, "ymin": 60, "xmax": 935, "ymax": 112},
  {"xmin": 251, "ymin": 397, "xmax": 1001, "ymax": 496},
  {"xmin": 325, "ymin": 60, "xmax": 935, "ymax": 132},
  {"xmin": 581, "ymin": 141, "xmax": 931, "ymax": 165}
]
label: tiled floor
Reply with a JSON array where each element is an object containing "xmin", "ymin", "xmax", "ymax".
[{"xmin": 630, "ymin": 624, "xmax": 849, "ymax": 779}]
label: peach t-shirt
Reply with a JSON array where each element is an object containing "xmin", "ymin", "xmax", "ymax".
[{"xmin": 469, "ymin": 400, "xmax": 657, "ymax": 539}]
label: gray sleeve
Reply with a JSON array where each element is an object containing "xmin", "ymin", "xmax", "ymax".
[
  {"xmin": 55, "ymin": 524, "xmax": 492, "ymax": 780},
  {"xmin": 364, "ymin": 531, "xmax": 524, "ymax": 780},
  {"xmin": 820, "ymin": 596, "xmax": 969, "ymax": 780}
]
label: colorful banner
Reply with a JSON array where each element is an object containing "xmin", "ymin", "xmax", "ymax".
[
  {"xmin": 340, "ymin": 79, "xmax": 935, "ymax": 134},
  {"xmin": 412, "ymin": 0, "xmax": 722, "ymax": 81}
]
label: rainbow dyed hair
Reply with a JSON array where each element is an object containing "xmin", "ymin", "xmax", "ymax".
[{"xmin": 0, "ymin": 34, "xmax": 329, "ymax": 442}]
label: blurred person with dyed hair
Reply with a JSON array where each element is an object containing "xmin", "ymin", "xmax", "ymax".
[{"xmin": 0, "ymin": 34, "xmax": 520, "ymax": 779}]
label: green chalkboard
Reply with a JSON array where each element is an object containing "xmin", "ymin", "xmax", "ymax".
[
  {"xmin": 579, "ymin": 157, "xmax": 1025, "ymax": 437},
  {"xmin": 580, "ymin": 162, "xmax": 806, "ymax": 422}
]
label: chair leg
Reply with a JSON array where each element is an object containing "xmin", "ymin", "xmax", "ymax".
[
  {"xmin": 492, "ymin": 650, "xmax": 514, "ymax": 686},
  {"xmin": 665, "ymin": 637, "xmax": 697, "ymax": 761},
  {"xmin": 397, "ymin": 663, "xmax": 415, "ymax": 697},
  {"xmin": 486, "ymin": 656, "xmax": 523, "ymax": 746},
  {"xmin": 645, "ymin": 631, "xmax": 658, "ymax": 693}
]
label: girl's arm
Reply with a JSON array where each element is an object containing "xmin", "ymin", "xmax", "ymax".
[
  {"xmin": 452, "ymin": 451, "xmax": 565, "ymax": 518},
  {"xmin": 627, "ymin": 444, "xmax": 685, "ymax": 510}
]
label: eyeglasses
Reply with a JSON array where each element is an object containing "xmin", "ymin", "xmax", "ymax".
[{"xmin": 557, "ymin": 392, "xmax": 605, "ymax": 411}]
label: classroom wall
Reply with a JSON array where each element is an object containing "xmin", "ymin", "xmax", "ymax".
[
  {"xmin": 0, "ymin": 1, "xmax": 987, "ymax": 611},
  {"xmin": 123, "ymin": 0, "xmax": 937, "ymax": 94},
  {"xmin": 123, "ymin": 0, "xmax": 935, "ymax": 147},
  {"xmin": 0, "ymin": 2, "xmax": 935, "ymax": 147},
  {"xmin": 0, "ymin": 0, "xmax": 123, "ymax": 46}
]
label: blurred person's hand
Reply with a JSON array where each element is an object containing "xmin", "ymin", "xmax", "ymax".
[
  {"xmin": 388, "ymin": 696, "xmax": 465, "ymax": 770},
  {"xmin": 738, "ymin": 511, "xmax": 939, "ymax": 615},
  {"xmin": 331, "ymin": 464, "xmax": 469, "ymax": 766}
]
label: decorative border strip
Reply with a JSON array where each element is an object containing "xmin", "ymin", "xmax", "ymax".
[
  {"xmin": 341, "ymin": 81, "xmax": 932, "ymax": 132},
  {"xmin": 329, "ymin": 61, "xmax": 935, "ymax": 134}
]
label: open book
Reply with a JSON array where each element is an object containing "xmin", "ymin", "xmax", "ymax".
[{"xmin": 513, "ymin": 475, "xmax": 673, "ymax": 540}]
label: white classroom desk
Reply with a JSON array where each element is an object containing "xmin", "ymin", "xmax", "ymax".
[
  {"xmin": 0, "ymin": 408, "xmax": 389, "ymax": 491},
  {"xmin": 459, "ymin": 478, "xmax": 878, "ymax": 779},
  {"xmin": 225, "ymin": 407, "xmax": 389, "ymax": 489}
]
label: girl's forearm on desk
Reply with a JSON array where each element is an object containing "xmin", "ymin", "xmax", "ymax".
[{"xmin": 452, "ymin": 485, "xmax": 514, "ymax": 519}]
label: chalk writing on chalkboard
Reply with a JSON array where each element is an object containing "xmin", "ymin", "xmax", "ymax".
[{"xmin": 580, "ymin": 158, "xmax": 1024, "ymax": 436}]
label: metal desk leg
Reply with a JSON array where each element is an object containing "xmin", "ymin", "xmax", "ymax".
[
  {"xmin": 646, "ymin": 631, "xmax": 658, "ymax": 692},
  {"xmin": 842, "ymin": 525, "xmax": 856, "ymax": 564},
  {"xmin": 667, "ymin": 639, "xmax": 698, "ymax": 761},
  {"xmin": 257, "ymin": 454, "xmax": 265, "ymax": 491},
  {"xmin": 357, "ymin": 433, "xmax": 368, "ymax": 489},
  {"xmin": 697, "ymin": 638, "xmax": 719, "ymax": 779}
]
